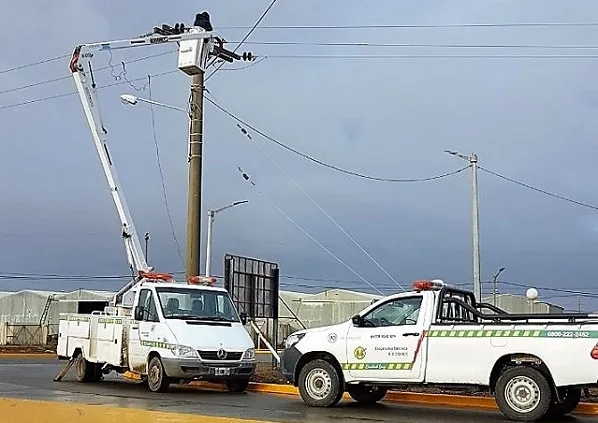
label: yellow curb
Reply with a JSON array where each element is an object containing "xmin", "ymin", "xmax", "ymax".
[
  {"xmin": 0, "ymin": 353, "xmax": 56, "ymax": 359},
  {"xmin": 245, "ymin": 383, "xmax": 598, "ymax": 416},
  {"xmin": 0, "ymin": 397, "xmax": 276, "ymax": 423}
]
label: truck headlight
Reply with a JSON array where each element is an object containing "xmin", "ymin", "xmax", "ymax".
[
  {"xmin": 284, "ymin": 332, "xmax": 305, "ymax": 349},
  {"xmin": 243, "ymin": 348, "xmax": 255, "ymax": 360},
  {"xmin": 170, "ymin": 345, "xmax": 199, "ymax": 358}
]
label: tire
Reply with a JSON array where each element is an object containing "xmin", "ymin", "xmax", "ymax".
[
  {"xmin": 147, "ymin": 356, "xmax": 170, "ymax": 393},
  {"xmin": 226, "ymin": 378, "xmax": 250, "ymax": 393},
  {"xmin": 74, "ymin": 352, "xmax": 95, "ymax": 382},
  {"xmin": 346, "ymin": 385, "xmax": 388, "ymax": 404},
  {"xmin": 297, "ymin": 359, "xmax": 344, "ymax": 407},
  {"xmin": 548, "ymin": 387, "xmax": 582, "ymax": 417},
  {"xmin": 495, "ymin": 366, "xmax": 553, "ymax": 422}
]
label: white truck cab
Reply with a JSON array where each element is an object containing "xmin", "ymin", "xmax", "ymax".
[
  {"xmin": 280, "ymin": 279, "xmax": 598, "ymax": 422},
  {"xmin": 57, "ymin": 275, "xmax": 256, "ymax": 393}
]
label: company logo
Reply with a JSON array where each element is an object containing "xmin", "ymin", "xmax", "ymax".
[
  {"xmin": 217, "ymin": 348, "xmax": 227, "ymax": 360},
  {"xmin": 327, "ymin": 333, "xmax": 337, "ymax": 343},
  {"xmin": 353, "ymin": 346, "xmax": 366, "ymax": 360}
]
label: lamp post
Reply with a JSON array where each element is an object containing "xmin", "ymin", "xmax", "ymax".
[
  {"xmin": 206, "ymin": 200, "xmax": 248, "ymax": 277},
  {"xmin": 491, "ymin": 267, "xmax": 506, "ymax": 307},
  {"xmin": 119, "ymin": 94, "xmax": 187, "ymax": 113}
]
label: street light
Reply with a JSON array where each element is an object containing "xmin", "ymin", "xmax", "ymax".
[
  {"xmin": 445, "ymin": 150, "xmax": 481, "ymax": 302},
  {"xmin": 205, "ymin": 200, "xmax": 249, "ymax": 277},
  {"xmin": 119, "ymin": 94, "xmax": 188, "ymax": 114},
  {"xmin": 491, "ymin": 267, "xmax": 506, "ymax": 307}
]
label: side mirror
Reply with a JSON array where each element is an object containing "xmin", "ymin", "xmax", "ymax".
[
  {"xmin": 351, "ymin": 315, "xmax": 363, "ymax": 326},
  {"xmin": 239, "ymin": 311, "xmax": 248, "ymax": 326},
  {"xmin": 134, "ymin": 305, "xmax": 144, "ymax": 321}
]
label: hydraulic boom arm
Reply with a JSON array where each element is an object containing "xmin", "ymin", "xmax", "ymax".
[{"xmin": 69, "ymin": 23, "xmax": 218, "ymax": 307}]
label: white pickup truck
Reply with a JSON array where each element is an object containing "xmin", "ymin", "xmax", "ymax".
[
  {"xmin": 280, "ymin": 279, "xmax": 598, "ymax": 422},
  {"xmin": 57, "ymin": 274, "xmax": 256, "ymax": 393}
]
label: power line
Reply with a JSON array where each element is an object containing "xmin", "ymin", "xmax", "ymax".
[
  {"xmin": 260, "ymin": 54, "xmax": 598, "ymax": 60},
  {"xmin": 0, "ymin": 50, "xmax": 176, "ymax": 96},
  {"xmin": 0, "ymin": 54, "xmax": 71, "ymax": 76},
  {"xmin": 205, "ymin": 0, "xmax": 282, "ymax": 82},
  {"xmin": 223, "ymin": 100, "xmax": 406, "ymax": 291},
  {"xmin": 1, "ymin": 271, "xmax": 597, "ymax": 299},
  {"xmin": 205, "ymin": 96, "xmax": 470, "ymax": 182},
  {"xmin": 237, "ymin": 167, "xmax": 386, "ymax": 296},
  {"xmin": 237, "ymin": 41, "xmax": 598, "ymax": 50},
  {"xmin": 0, "ymin": 69, "xmax": 178, "ymax": 112},
  {"xmin": 147, "ymin": 76, "xmax": 185, "ymax": 265},
  {"xmin": 479, "ymin": 166, "xmax": 598, "ymax": 211},
  {"xmin": 219, "ymin": 22, "xmax": 598, "ymax": 30}
]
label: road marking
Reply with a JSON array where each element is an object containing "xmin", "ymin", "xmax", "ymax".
[{"xmin": 0, "ymin": 397, "xmax": 277, "ymax": 423}]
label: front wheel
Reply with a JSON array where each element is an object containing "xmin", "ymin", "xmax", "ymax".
[
  {"xmin": 226, "ymin": 378, "xmax": 250, "ymax": 393},
  {"xmin": 346, "ymin": 384, "xmax": 387, "ymax": 404},
  {"xmin": 494, "ymin": 366, "xmax": 552, "ymax": 422},
  {"xmin": 147, "ymin": 356, "xmax": 170, "ymax": 393},
  {"xmin": 297, "ymin": 359, "xmax": 343, "ymax": 407}
]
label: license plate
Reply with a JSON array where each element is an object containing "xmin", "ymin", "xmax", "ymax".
[{"xmin": 214, "ymin": 368, "xmax": 230, "ymax": 376}]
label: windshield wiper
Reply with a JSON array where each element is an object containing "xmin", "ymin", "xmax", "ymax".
[{"xmin": 167, "ymin": 315, "xmax": 237, "ymax": 322}]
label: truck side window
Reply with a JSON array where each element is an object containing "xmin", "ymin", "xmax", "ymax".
[
  {"xmin": 363, "ymin": 297, "xmax": 423, "ymax": 327},
  {"xmin": 144, "ymin": 293, "xmax": 160, "ymax": 322}
]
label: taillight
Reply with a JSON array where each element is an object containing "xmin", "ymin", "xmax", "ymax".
[{"xmin": 591, "ymin": 344, "xmax": 598, "ymax": 360}]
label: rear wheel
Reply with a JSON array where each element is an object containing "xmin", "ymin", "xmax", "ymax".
[
  {"xmin": 74, "ymin": 351, "xmax": 95, "ymax": 382},
  {"xmin": 346, "ymin": 385, "xmax": 387, "ymax": 404},
  {"xmin": 147, "ymin": 356, "xmax": 170, "ymax": 392},
  {"xmin": 226, "ymin": 378, "xmax": 250, "ymax": 393},
  {"xmin": 297, "ymin": 359, "xmax": 344, "ymax": 407},
  {"xmin": 495, "ymin": 366, "xmax": 552, "ymax": 422}
]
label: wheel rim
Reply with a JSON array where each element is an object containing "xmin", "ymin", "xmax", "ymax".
[
  {"xmin": 148, "ymin": 361, "xmax": 161, "ymax": 388},
  {"xmin": 304, "ymin": 368, "xmax": 332, "ymax": 400},
  {"xmin": 504, "ymin": 375, "xmax": 541, "ymax": 414}
]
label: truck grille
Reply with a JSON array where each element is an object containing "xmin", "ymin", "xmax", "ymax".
[{"xmin": 198, "ymin": 350, "xmax": 243, "ymax": 361}]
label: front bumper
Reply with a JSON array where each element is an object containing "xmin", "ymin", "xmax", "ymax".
[
  {"xmin": 280, "ymin": 346, "xmax": 302, "ymax": 384},
  {"xmin": 162, "ymin": 357, "xmax": 256, "ymax": 381}
]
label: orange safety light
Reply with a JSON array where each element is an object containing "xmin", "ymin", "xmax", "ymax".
[
  {"xmin": 412, "ymin": 279, "xmax": 444, "ymax": 291},
  {"xmin": 187, "ymin": 275, "xmax": 217, "ymax": 286},
  {"xmin": 591, "ymin": 343, "xmax": 598, "ymax": 360},
  {"xmin": 139, "ymin": 270, "xmax": 174, "ymax": 281}
]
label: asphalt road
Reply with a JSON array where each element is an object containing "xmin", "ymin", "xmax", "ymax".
[{"xmin": 0, "ymin": 358, "xmax": 593, "ymax": 423}]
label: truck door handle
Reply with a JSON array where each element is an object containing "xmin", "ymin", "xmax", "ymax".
[
  {"xmin": 403, "ymin": 332, "xmax": 420, "ymax": 337},
  {"xmin": 131, "ymin": 326, "xmax": 138, "ymax": 329}
]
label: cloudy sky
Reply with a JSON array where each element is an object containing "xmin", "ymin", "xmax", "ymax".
[{"xmin": 1, "ymin": 0, "xmax": 598, "ymax": 311}]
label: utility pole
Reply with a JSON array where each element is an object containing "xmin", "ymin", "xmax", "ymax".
[
  {"xmin": 445, "ymin": 150, "xmax": 482, "ymax": 301},
  {"xmin": 185, "ymin": 71, "xmax": 204, "ymax": 281}
]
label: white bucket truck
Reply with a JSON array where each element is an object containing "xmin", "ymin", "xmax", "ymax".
[{"xmin": 55, "ymin": 17, "xmax": 256, "ymax": 392}]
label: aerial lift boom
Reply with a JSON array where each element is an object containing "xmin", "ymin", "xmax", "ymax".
[{"xmin": 68, "ymin": 17, "xmax": 231, "ymax": 310}]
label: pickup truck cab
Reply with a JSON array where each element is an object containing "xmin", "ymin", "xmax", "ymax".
[
  {"xmin": 280, "ymin": 279, "xmax": 598, "ymax": 422},
  {"xmin": 57, "ymin": 276, "xmax": 256, "ymax": 393}
]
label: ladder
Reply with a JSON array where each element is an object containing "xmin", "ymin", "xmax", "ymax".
[{"xmin": 39, "ymin": 295, "xmax": 53, "ymax": 325}]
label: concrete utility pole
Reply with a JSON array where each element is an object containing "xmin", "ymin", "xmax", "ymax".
[
  {"xmin": 445, "ymin": 150, "xmax": 482, "ymax": 302},
  {"xmin": 205, "ymin": 200, "xmax": 248, "ymax": 277},
  {"xmin": 186, "ymin": 72, "xmax": 205, "ymax": 281}
]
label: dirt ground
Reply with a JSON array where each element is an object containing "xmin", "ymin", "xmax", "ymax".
[
  {"xmin": 251, "ymin": 362, "xmax": 598, "ymax": 403},
  {"xmin": 0, "ymin": 346, "xmax": 55, "ymax": 354}
]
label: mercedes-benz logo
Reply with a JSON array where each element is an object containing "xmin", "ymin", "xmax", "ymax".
[{"xmin": 216, "ymin": 348, "xmax": 227, "ymax": 360}]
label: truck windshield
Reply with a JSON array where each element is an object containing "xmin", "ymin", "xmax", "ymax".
[{"xmin": 155, "ymin": 288, "xmax": 240, "ymax": 322}]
